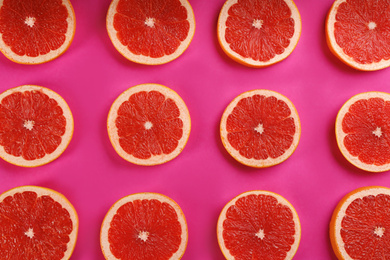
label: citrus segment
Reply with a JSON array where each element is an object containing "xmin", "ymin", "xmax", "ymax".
[
  {"xmin": 0, "ymin": 0, "xmax": 76, "ymax": 64},
  {"xmin": 0, "ymin": 185, "xmax": 78, "ymax": 260},
  {"xmin": 330, "ymin": 186, "xmax": 390, "ymax": 260},
  {"xmin": 107, "ymin": 83, "xmax": 191, "ymax": 166},
  {"xmin": 220, "ymin": 89, "xmax": 300, "ymax": 168},
  {"xmin": 100, "ymin": 192, "xmax": 188, "ymax": 260},
  {"xmin": 217, "ymin": 190, "xmax": 301, "ymax": 260},
  {"xmin": 336, "ymin": 92, "xmax": 390, "ymax": 172},
  {"xmin": 217, "ymin": 0, "xmax": 302, "ymax": 67},
  {"xmin": 0, "ymin": 85, "xmax": 74, "ymax": 167},
  {"xmin": 326, "ymin": 0, "xmax": 390, "ymax": 71},
  {"xmin": 106, "ymin": 0, "xmax": 196, "ymax": 65}
]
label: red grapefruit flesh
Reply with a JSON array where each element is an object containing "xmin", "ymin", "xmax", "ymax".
[
  {"xmin": 0, "ymin": 0, "xmax": 76, "ymax": 64},
  {"xmin": 336, "ymin": 92, "xmax": 390, "ymax": 172},
  {"xmin": 330, "ymin": 186, "xmax": 390, "ymax": 260},
  {"xmin": 0, "ymin": 185, "xmax": 78, "ymax": 260},
  {"xmin": 326, "ymin": 0, "xmax": 390, "ymax": 71},
  {"xmin": 220, "ymin": 89, "xmax": 300, "ymax": 168},
  {"xmin": 0, "ymin": 85, "xmax": 74, "ymax": 167},
  {"xmin": 107, "ymin": 83, "xmax": 191, "ymax": 166},
  {"xmin": 217, "ymin": 0, "xmax": 302, "ymax": 67},
  {"xmin": 106, "ymin": 0, "xmax": 196, "ymax": 65},
  {"xmin": 100, "ymin": 192, "xmax": 188, "ymax": 260},
  {"xmin": 217, "ymin": 190, "xmax": 301, "ymax": 260}
]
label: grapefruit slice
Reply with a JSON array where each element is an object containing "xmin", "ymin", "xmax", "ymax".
[
  {"xmin": 220, "ymin": 89, "xmax": 300, "ymax": 168},
  {"xmin": 336, "ymin": 91, "xmax": 390, "ymax": 172},
  {"xmin": 0, "ymin": 85, "xmax": 74, "ymax": 167},
  {"xmin": 106, "ymin": 0, "xmax": 196, "ymax": 65},
  {"xmin": 0, "ymin": 185, "xmax": 78, "ymax": 260},
  {"xmin": 100, "ymin": 192, "xmax": 188, "ymax": 260},
  {"xmin": 326, "ymin": 0, "xmax": 390, "ymax": 71},
  {"xmin": 107, "ymin": 83, "xmax": 191, "ymax": 166},
  {"xmin": 0, "ymin": 0, "xmax": 76, "ymax": 64},
  {"xmin": 217, "ymin": 0, "xmax": 302, "ymax": 67},
  {"xmin": 217, "ymin": 190, "xmax": 301, "ymax": 260},
  {"xmin": 330, "ymin": 186, "xmax": 390, "ymax": 260}
]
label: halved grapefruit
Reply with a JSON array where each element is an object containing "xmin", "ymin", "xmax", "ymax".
[
  {"xmin": 0, "ymin": 0, "xmax": 76, "ymax": 64},
  {"xmin": 326, "ymin": 0, "xmax": 390, "ymax": 71},
  {"xmin": 220, "ymin": 89, "xmax": 301, "ymax": 168},
  {"xmin": 217, "ymin": 190, "xmax": 301, "ymax": 260},
  {"xmin": 330, "ymin": 186, "xmax": 390, "ymax": 260},
  {"xmin": 0, "ymin": 185, "xmax": 78, "ymax": 260},
  {"xmin": 217, "ymin": 0, "xmax": 302, "ymax": 67},
  {"xmin": 106, "ymin": 0, "xmax": 196, "ymax": 65},
  {"xmin": 0, "ymin": 85, "xmax": 74, "ymax": 167},
  {"xmin": 336, "ymin": 91, "xmax": 390, "ymax": 172},
  {"xmin": 100, "ymin": 192, "xmax": 188, "ymax": 260},
  {"xmin": 107, "ymin": 83, "xmax": 191, "ymax": 166}
]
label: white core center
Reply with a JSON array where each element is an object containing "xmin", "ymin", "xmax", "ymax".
[
  {"xmin": 144, "ymin": 121, "xmax": 153, "ymax": 130},
  {"xmin": 23, "ymin": 120, "xmax": 34, "ymax": 131},
  {"xmin": 252, "ymin": 19, "xmax": 263, "ymax": 29},
  {"xmin": 145, "ymin": 17, "xmax": 155, "ymax": 28},
  {"xmin": 373, "ymin": 127, "xmax": 382, "ymax": 137},
  {"xmin": 25, "ymin": 228, "xmax": 34, "ymax": 239},
  {"xmin": 368, "ymin": 21, "xmax": 377, "ymax": 30},
  {"xmin": 256, "ymin": 229, "xmax": 265, "ymax": 240},
  {"xmin": 25, "ymin": 17, "xmax": 36, "ymax": 28},
  {"xmin": 254, "ymin": 123, "xmax": 264, "ymax": 134},
  {"xmin": 374, "ymin": 226, "xmax": 385, "ymax": 237},
  {"xmin": 138, "ymin": 231, "xmax": 149, "ymax": 242}
]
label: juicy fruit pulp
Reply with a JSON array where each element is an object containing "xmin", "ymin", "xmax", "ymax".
[
  {"xmin": 116, "ymin": 90, "xmax": 183, "ymax": 160},
  {"xmin": 113, "ymin": 0, "xmax": 190, "ymax": 58},
  {"xmin": 108, "ymin": 199, "xmax": 182, "ymax": 260},
  {"xmin": 0, "ymin": 90, "xmax": 66, "ymax": 161},
  {"xmin": 226, "ymin": 94, "xmax": 296, "ymax": 160},
  {"xmin": 333, "ymin": 0, "xmax": 390, "ymax": 65},
  {"xmin": 218, "ymin": 191, "xmax": 300, "ymax": 260},
  {"xmin": 0, "ymin": 0, "xmax": 70, "ymax": 58},
  {"xmin": 340, "ymin": 193, "xmax": 390, "ymax": 258},
  {"xmin": 225, "ymin": 0, "xmax": 295, "ymax": 62},
  {"xmin": 342, "ymin": 97, "xmax": 390, "ymax": 166},
  {"xmin": 0, "ymin": 190, "xmax": 74, "ymax": 260}
]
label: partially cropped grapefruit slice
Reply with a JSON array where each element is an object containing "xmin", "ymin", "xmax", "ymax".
[
  {"xmin": 217, "ymin": 0, "xmax": 302, "ymax": 67},
  {"xmin": 107, "ymin": 83, "xmax": 191, "ymax": 166},
  {"xmin": 217, "ymin": 190, "xmax": 301, "ymax": 260},
  {"xmin": 220, "ymin": 89, "xmax": 300, "ymax": 168},
  {"xmin": 336, "ymin": 92, "xmax": 390, "ymax": 172},
  {"xmin": 330, "ymin": 186, "xmax": 390, "ymax": 260},
  {"xmin": 0, "ymin": 185, "xmax": 78, "ymax": 260},
  {"xmin": 0, "ymin": 85, "xmax": 74, "ymax": 167},
  {"xmin": 100, "ymin": 192, "xmax": 188, "ymax": 260},
  {"xmin": 0, "ymin": 0, "xmax": 76, "ymax": 64},
  {"xmin": 326, "ymin": 0, "xmax": 390, "ymax": 71},
  {"xmin": 106, "ymin": 0, "xmax": 196, "ymax": 65}
]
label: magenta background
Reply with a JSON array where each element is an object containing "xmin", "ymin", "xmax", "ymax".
[{"xmin": 1, "ymin": 0, "xmax": 390, "ymax": 259}]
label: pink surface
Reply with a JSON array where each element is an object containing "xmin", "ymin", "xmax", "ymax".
[{"xmin": 1, "ymin": 0, "xmax": 390, "ymax": 259}]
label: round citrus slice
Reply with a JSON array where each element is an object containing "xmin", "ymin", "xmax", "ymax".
[
  {"xmin": 217, "ymin": 0, "xmax": 302, "ymax": 67},
  {"xmin": 106, "ymin": 0, "xmax": 196, "ymax": 65},
  {"xmin": 0, "ymin": 85, "xmax": 74, "ymax": 167},
  {"xmin": 100, "ymin": 192, "xmax": 188, "ymax": 260},
  {"xmin": 107, "ymin": 83, "xmax": 191, "ymax": 166},
  {"xmin": 217, "ymin": 190, "xmax": 301, "ymax": 260},
  {"xmin": 0, "ymin": 185, "xmax": 78, "ymax": 260},
  {"xmin": 220, "ymin": 89, "xmax": 300, "ymax": 168},
  {"xmin": 330, "ymin": 186, "xmax": 390, "ymax": 260},
  {"xmin": 326, "ymin": 0, "xmax": 390, "ymax": 71},
  {"xmin": 336, "ymin": 91, "xmax": 390, "ymax": 172},
  {"xmin": 0, "ymin": 0, "xmax": 76, "ymax": 64}
]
